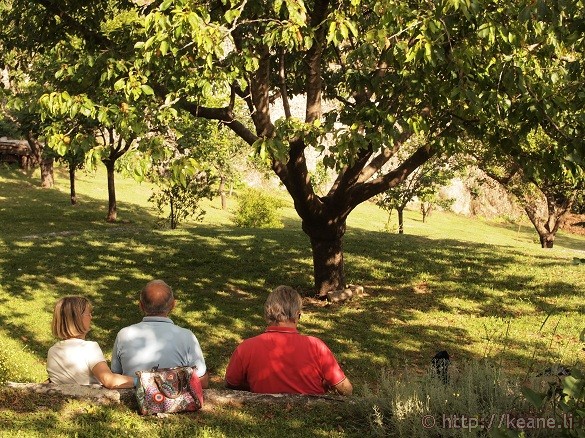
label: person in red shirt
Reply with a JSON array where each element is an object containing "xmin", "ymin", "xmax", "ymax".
[{"xmin": 224, "ymin": 285, "xmax": 353, "ymax": 395}]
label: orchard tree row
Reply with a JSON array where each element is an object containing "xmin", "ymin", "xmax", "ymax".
[{"xmin": 0, "ymin": 0, "xmax": 583, "ymax": 296}]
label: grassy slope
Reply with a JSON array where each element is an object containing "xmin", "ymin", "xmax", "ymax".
[{"xmin": 1, "ymin": 164, "xmax": 584, "ymax": 436}]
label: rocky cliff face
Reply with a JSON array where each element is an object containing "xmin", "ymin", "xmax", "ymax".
[{"xmin": 441, "ymin": 168, "xmax": 522, "ymax": 219}]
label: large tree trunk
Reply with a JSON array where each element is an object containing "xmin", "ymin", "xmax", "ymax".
[
  {"xmin": 309, "ymin": 236, "xmax": 345, "ymax": 298},
  {"xmin": 539, "ymin": 233, "xmax": 555, "ymax": 248},
  {"xmin": 104, "ymin": 160, "xmax": 117, "ymax": 222},
  {"xmin": 69, "ymin": 165, "xmax": 77, "ymax": 205},
  {"xmin": 303, "ymin": 218, "xmax": 346, "ymax": 298}
]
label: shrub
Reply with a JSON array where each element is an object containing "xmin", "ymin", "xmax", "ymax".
[
  {"xmin": 232, "ymin": 188, "xmax": 284, "ymax": 228},
  {"xmin": 344, "ymin": 360, "xmax": 535, "ymax": 438}
]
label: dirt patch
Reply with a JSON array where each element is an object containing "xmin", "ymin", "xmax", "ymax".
[{"xmin": 563, "ymin": 213, "xmax": 585, "ymax": 237}]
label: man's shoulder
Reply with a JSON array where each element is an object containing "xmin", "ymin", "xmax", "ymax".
[
  {"xmin": 302, "ymin": 334, "xmax": 331, "ymax": 349},
  {"xmin": 116, "ymin": 321, "xmax": 143, "ymax": 332},
  {"xmin": 125, "ymin": 320, "xmax": 195, "ymax": 334},
  {"xmin": 236, "ymin": 332, "xmax": 265, "ymax": 347}
]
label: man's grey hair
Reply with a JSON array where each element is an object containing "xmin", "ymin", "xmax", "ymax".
[
  {"xmin": 264, "ymin": 285, "xmax": 303, "ymax": 324},
  {"xmin": 140, "ymin": 279, "xmax": 174, "ymax": 315}
]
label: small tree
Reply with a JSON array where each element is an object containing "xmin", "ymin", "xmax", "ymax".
[
  {"xmin": 420, "ymin": 192, "xmax": 455, "ymax": 224},
  {"xmin": 149, "ymin": 172, "xmax": 214, "ymax": 229},
  {"xmin": 476, "ymin": 129, "xmax": 584, "ymax": 248}
]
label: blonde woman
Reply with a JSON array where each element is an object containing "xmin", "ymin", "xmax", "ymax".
[{"xmin": 47, "ymin": 296, "xmax": 135, "ymax": 389}]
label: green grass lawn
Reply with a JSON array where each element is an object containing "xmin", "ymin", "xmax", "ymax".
[{"xmin": 1, "ymin": 164, "xmax": 584, "ymax": 437}]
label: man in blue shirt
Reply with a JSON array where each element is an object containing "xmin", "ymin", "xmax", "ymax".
[{"xmin": 111, "ymin": 279, "xmax": 209, "ymax": 388}]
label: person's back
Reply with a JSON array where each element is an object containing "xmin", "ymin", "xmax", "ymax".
[
  {"xmin": 111, "ymin": 280, "xmax": 208, "ymax": 388},
  {"xmin": 226, "ymin": 326, "xmax": 346, "ymax": 394},
  {"xmin": 47, "ymin": 296, "xmax": 135, "ymax": 389},
  {"xmin": 225, "ymin": 285, "xmax": 352, "ymax": 395},
  {"xmin": 111, "ymin": 316, "xmax": 205, "ymax": 375}
]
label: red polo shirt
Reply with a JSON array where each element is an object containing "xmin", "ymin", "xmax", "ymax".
[{"xmin": 225, "ymin": 326, "xmax": 347, "ymax": 394}]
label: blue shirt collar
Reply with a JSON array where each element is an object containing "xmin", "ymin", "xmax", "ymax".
[{"xmin": 142, "ymin": 316, "xmax": 174, "ymax": 324}]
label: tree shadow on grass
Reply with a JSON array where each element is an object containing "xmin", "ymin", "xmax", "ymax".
[
  {"xmin": 1, "ymin": 169, "xmax": 584, "ymax": 392},
  {"xmin": 0, "ymin": 399, "xmax": 353, "ymax": 437}
]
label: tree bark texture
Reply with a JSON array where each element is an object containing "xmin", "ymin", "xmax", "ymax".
[
  {"xmin": 69, "ymin": 165, "xmax": 77, "ymax": 205},
  {"xmin": 104, "ymin": 160, "xmax": 117, "ymax": 222},
  {"xmin": 219, "ymin": 176, "xmax": 227, "ymax": 210},
  {"xmin": 523, "ymin": 191, "xmax": 575, "ymax": 249},
  {"xmin": 40, "ymin": 157, "xmax": 54, "ymax": 188},
  {"xmin": 309, "ymin": 236, "xmax": 345, "ymax": 298},
  {"xmin": 26, "ymin": 133, "xmax": 54, "ymax": 188},
  {"xmin": 397, "ymin": 208, "xmax": 405, "ymax": 234},
  {"xmin": 303, "ymin": 217, "xmax": 347, "ymax": 297}
]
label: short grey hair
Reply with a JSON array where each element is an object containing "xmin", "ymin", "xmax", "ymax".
[
  {"xmin": 140, "ymin": 280, "xmax": 174, "ymax": 315},
  {"xmin": 264, "ymin": 285, "xmax": 302, "ymax": 324}
]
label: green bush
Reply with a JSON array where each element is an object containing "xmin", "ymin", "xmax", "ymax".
[{"xmin": 232, "ymin": 188, "xmax": 284, "ymax": 228}]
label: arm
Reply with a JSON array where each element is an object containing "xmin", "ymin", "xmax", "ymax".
[
  {"xmin": 315, "ymin": 337, "xmax": 353, "ymax": 396},
  {"xmin": 224, "ymin": 348, "xmax": 249, "ymax": 391},
  {"xmin": 92, "ymin": 361, "xmax": 135, "ymax": 389},
  {"xmin": 331, "ymin": 377, "xmax": 353, "ymax": 396},
  {"xmin": 198, "ymin": 371, "xmax": 209, "ymax": 389},
  {"xmin": 188, "ymin": 332, "xmax": 208, "ymax": 382},
  {"xmin": 110, "ymin": 336, "xmax": 122, "ymax": 374},
  {"xmin": 225, "ymin": 379, "xmax": 250, "ymax": 391}
]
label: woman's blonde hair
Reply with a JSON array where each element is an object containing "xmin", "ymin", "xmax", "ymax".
[
  {"xmin": 264, "ymin": 285, "xmax": 303, "ymax": 324},
  {"xmin": 52, "ymin": 296, "xmax": 92, "ymax": 340}
]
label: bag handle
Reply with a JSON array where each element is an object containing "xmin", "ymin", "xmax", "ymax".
[{"xmin": 153, "ymin": 370, "xmax": 190, "ymax": 399}]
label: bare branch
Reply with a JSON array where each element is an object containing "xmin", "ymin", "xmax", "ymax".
[
  {"xmin": 305, "ymin": 0, "xmax": 330, "ymax": 123},
  {"xmin": 279, "ymin": 49, "xmax": 292, "ymax": 119}
]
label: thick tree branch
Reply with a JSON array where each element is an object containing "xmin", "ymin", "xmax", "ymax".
[
  {"xmin": 249, "ymin": 45, "xmax": 274, "ymax": 137},
  {"xmin": 280, "ymin": 138, "xmax": 321, "ymax": 220},
  {"xmin": 179, "ymin": 100, "xmax": 259, "ymax": 146},
  {"xmin": 358, "ymin": 130, "xmax": 412, "ymax": 183},
  {"xmin": 481, "ymin": 162, "xmax": 521, "ymax": 186},
  {"xmin": 329, "ymin": 146, "xmax": 373, "ymax": 201},
  {"xmin": 347, "ymin": 144, "xmax": 436, "ymax": 209},
  {"xmin": 305, "ymin": 0, "xmax": 330, "ymax": 123},
  {"xmin": 279, "ymin": 49, "xmax": 292, "ymax": 119}
]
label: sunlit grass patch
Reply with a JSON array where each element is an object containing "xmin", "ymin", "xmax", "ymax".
[{"xmin": 0, "ymin": 164, "xmax": 584, "ymax": 436}]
